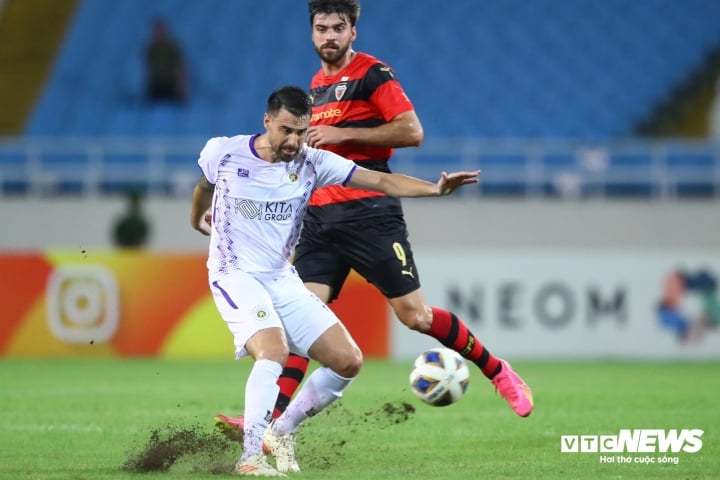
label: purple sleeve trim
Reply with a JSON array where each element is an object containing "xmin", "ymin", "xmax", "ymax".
[{"xmin": 342, "ymin": 165, "xmax": 357, "ymax": 186}]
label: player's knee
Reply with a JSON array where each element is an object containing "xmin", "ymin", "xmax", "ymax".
[
  {"xmin": 396, "ymin": 308, "xmax": 433, "ymax": 332},
  {"xmin": 246, "ymin": 328, "xmax": 290, "ymax": 364},
  {"xmin": 257, "ymin": 345, "xmax": 289, "ymax": 366},
  {"xmin": 333, "ymin": 346, "xmax": 363, "ymax": 378}
]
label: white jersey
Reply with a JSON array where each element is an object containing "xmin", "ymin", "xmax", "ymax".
[{"xmin": 198, "ymin": 134, "xmax": 356, "ymax": 277}]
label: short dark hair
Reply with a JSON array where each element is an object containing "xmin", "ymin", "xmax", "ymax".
[
  {"xmin": 308, "ymin": 0, "xmax": 360, "ymax": 27},
  {"xmin": 267, "ymin": 86, "xmax": 312, "ymax": 118}
]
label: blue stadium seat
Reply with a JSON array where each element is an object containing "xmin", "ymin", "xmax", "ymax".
[
  {"xmin": 26, "ymin": 0, "xmax": 720, "ymax": 140},
  {"xmin": 0, "ymin": 142, "xmax": 29, "ymax": 194},
  {"xmin": 664, "ymin": 143, "xmax": 717, "ymax": 197},
  {"xmin": 100, "ymin": 152, "xmax": 159, "ymax": 194},
  {"xmin": 18, "ymin": 0, "xmax": 720, "ymax": 197},
  {"xmin": 605, "ymin": 150, "xmax": 656, "ymax": 197},
  {"xmin": 478, "ymin": 153, "xmax": 528, "ymax": 196},
  {"xmin": 542, "ymin": 153, "xmax": 579, "ymax": 196},
  {"xmin": 34, "ymin": 151, "xmax": 92, "ymax": 195}
]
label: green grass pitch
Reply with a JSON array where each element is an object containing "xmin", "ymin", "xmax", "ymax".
[{"xmin": 0, "ymin": 359, "xmax": 717, "ymax": 479}]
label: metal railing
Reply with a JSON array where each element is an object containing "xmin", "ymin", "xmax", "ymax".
[{"xmin": 1, "ymin": 137, "xmax": 719, "ymax": 198}]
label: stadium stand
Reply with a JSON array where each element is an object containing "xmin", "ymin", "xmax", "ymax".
[
  {"xmin": 0, "ymin": 0, "xmax": 77, "ymax": 135},
  {"xmin": 25, "ymin": 0, "xmax": 720, "ymax": 139},
  {"xmin": 6, "ymin": 0, "xmax": 720, "ymax": 196}
]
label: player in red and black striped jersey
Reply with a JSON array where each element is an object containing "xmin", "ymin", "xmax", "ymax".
[
  {"xmin": 214, "ymin": 0, "xmax": 533, "ymax": 436},
  {"xmin": 304, "ymin": 51, "xmax": 415, "ymax": 222}
]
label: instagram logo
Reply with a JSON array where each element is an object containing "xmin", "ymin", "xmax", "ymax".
[{"xmin": 46, "ymin": 265, "xmax": 119, "ymax": 344}]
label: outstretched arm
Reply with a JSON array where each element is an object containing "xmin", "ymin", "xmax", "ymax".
[
  {"xmin": 347, "ymin": 168, "xmax": 479, "ymax": 198},
  {"xmin": 190, "ymin": 173, "xmax": 214, "ymax": 235}
]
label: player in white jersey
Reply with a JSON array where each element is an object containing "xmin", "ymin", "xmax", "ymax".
[{"xmin": 190, "ymin": 86, "xmax": 479, "ymax": 477}]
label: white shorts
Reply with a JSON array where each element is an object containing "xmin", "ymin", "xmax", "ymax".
[{"xmin": 209, "ymin": 267, "xmax": 339, "ymax": 359}]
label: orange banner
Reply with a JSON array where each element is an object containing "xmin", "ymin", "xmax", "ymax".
[{"xmin": 0, "ymin": 251, "xmax": 389, "ymax": 358}]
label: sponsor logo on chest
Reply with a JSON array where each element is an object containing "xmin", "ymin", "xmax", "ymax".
[{"xmin": 235, "ymin": 199, "xmax": 295, "ymax": 222}]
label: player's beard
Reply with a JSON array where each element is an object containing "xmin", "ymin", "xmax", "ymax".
[
  {"xmin": 276, "ymin": 143, "xmax": 299, "ymax": 162},
  {"xmin": 315, "ymin": 41, "xmax": 350, "ymax": 65}
]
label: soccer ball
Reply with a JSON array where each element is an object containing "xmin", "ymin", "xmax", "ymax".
[{"xmin": 409, "ymin": 347, "xmax": 470, "ymax": 407}]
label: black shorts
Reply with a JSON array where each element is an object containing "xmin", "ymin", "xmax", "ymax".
[{"xmin": 293, "ymin": 216, "xmax": 421, "ymax": 303}]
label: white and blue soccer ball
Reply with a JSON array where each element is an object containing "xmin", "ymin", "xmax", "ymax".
[{"xmin": 409, "ymin": 347, "xmax": 470, "ymax": 407}]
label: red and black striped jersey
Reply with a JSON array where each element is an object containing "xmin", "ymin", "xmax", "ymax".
[{"xmin": 306, "ymin": 51, "xmax": 415, "ymax": 223}]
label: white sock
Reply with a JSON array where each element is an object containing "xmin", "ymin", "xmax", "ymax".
[
  {"xmin": 240, "ymin": 359, "xmax": 282, "ymax": 461},
  {"xmin": 272, "ymin": 367, "xmax": 355, "ymax": 435}
]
